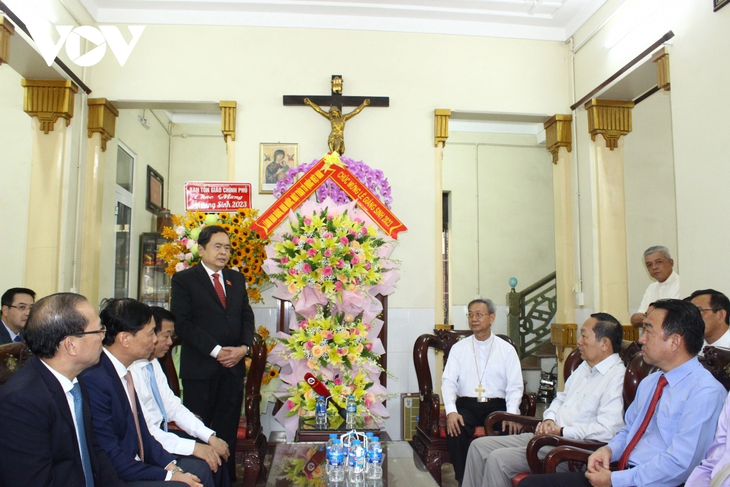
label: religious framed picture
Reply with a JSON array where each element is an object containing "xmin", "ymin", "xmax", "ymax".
[
  {"xmin": 715, "ymin": 0, "xmax": 729, "ymax": 11},
  {"xmin": 259, "ymin": 143, "xmax": 299, "ymax": 194},
  {"xmin": 146, "ymin": 165, "xmax": 164, "ymax": 213}
]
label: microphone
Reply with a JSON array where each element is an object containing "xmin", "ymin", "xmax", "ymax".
[{"xmin": 304, "ymin": 372, "xmax": 347, "ymax": 419}]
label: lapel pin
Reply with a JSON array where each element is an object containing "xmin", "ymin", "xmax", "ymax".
[{"xmin": 226, "ymin": 280, "xmax": 232, "ymax": 286}]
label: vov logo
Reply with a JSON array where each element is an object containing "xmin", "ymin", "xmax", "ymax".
[{"xmin": 7, "ymin": 0, "xmax": 144, "ymax": 67}]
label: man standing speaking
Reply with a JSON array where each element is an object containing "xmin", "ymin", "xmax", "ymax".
[{"xmin": 171, "ymin": 225, "xmax": 255, "ymax": 482}]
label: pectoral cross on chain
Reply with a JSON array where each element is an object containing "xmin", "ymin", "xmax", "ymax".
[{"xmin": 475, "ymin": 384, "xmax": 486, "ymax": 402}]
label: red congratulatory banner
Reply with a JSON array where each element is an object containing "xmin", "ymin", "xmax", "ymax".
[
  {"xmin": 251, "ymin": 157, "xmax": 407, "ymax": 239},
  {"xmin": 184, "ymin": 182, "xmax": 252, "ymax": 212}
]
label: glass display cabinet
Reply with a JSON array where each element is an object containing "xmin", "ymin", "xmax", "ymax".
[{"xmin": 138, "ymin": 232, "xmax": 171, "ymax": 308}]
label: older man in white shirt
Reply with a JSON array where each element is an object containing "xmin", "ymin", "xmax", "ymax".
[
  {"xmin": 631, "ymin": 246, "xmax": 680, "ymax": 327},
  {"xmin": 130, "ymin": 307, "xmax": 230, "ymax": 485},
  {"xmin": 442, "ymin": 298, "xmax": 524, "ymax": 485},
  {"xmin": 462, "ymin": 313, "xmax": 626, "ymax": 487}
]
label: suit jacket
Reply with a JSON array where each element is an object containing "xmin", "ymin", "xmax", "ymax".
[
  {"xmin": 0, "ymin": 356, "xmax": 123, "ymax": 487},
  {"xmin": 0, "ymin": 321, "xmax": 13, "ymax": 345},
  {"xmin": 79, "ymin": 352, "xmax": 175, "ymax": 482},
  {"xmin": 171, "ymin": 264, "xmax": 255, "ymax": 380}
]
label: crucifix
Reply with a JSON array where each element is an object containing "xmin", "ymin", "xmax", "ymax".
[
  {"xmin": 475, "ymin": 384, "xmax": 486, "ymax": 402},
  {"xmin": 284, "ymin": 75, "xmax": 389, "ymax": 155}
]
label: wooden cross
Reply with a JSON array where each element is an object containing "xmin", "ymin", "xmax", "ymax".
[
  {"xmin": 283, "ymin": 75, "xmax": 389, "ymax": 111},
  {"xmin": 475, "ymin": 384, "xmax": 485, "ymax": 402}
]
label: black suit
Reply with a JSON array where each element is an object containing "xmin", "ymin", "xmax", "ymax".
[
  {"xmin": 0, "ymin": 321, "xmax": 14, "ymax": 345},
  {"xmin": 0, "ymin": 356, "xmax": 124, "ymax": 487},
  {"xmin": 171, "ymin": 264, "xmax": 254, "ymax": 480}
]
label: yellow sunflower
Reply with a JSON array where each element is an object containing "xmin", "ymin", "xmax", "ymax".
[{"xmin": 218, "ymin": 212, "xmax": 229, "ymax": 221}]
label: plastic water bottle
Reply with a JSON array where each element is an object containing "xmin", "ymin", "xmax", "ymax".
[
  {"xmin": 325, "ymin": 434, "xmax": 338, "ymax": 474},
  {"xmin": 346, "ymin": 395, "xmax": 357, "ymax": 429},
  {"xmin": 316, "ymin": 395, "xmax": 327, "ymax": 426},
  {"xmin": 328, "ymin": 439, "xmax": 345, "ymax": 482},
  {"xmin": 364, "ymin": 432, "xmax": 373, "ymax": 451},
  {"xmin": 366, "ymin": 437, "xmax": 383, "ymax": 479},
  {"xmin": 348, "ymin": 439, "xmax": 365, "ymax": 483}
]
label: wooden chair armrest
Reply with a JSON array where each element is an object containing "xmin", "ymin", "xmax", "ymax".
[
  {"xmin": 526, "ymin": 435, "xmax": 606, "ymax": 474},
  {"xmin": 543, "ymin": 445, "xmax": 597, "ymax": 473},
  {"xmin": 485, "ymin": 412, "xmax": 541, "ymax": 436}
]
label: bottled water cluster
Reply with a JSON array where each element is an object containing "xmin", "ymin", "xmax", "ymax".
[{"xmin": 325, "ymin": 419, "xmax": 383, "ymax": 484}]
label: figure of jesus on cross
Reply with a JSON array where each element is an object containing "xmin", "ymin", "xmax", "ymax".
[
  {"xmin": 284, "ymin": 75, "xmax": 388, "ymax": 156},
  {"xmin": 303, "ymin": 97, "xmax": 370, "ymax": 155}
]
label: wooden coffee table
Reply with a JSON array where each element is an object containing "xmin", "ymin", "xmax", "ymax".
[
  {"xmin": 265, "ymin": 441, "xmax": 438, "ymax": 486},
  {"xmin": 296, "ymin": 415, "xmax": 391, "ymax": 442}
]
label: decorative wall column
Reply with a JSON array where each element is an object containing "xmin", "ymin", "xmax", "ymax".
[
  {"xmin": 434, "ymin": 109, "xmax": 451, "ymax": 328},
  {"xmin": 585, "ymin": 99, "xmax": 634, "ymax": 323},
  {"xmin": 652, "ymin": 47, "xmax": 670, "ymax": 91},
  {"xmin": 433, "ymin": 109, "xmax": 451, "ymax": 397},
  {"xmin": 0, "ymin": 16, "xmax": 15, "ymax": 65},
  {"xmin": 545, "ymin": 114, "xmax": 577, "ymax": 388},
  {"xmin": 21, "ymin": 79, "xmax": 78, "ymax": 297},
  {"xmin": 79, "ymin": 98, "xmax": 118, "ymax": 307},
  {"xmin": 220, "ymin": 101, "xmax": 237, "ymax": 181}
]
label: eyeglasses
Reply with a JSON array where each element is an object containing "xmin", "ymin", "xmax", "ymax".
[
  {"xmin": 467, "ymin": 312, "xmax": 490, "ymax": 319},
  {"xmin": 70, "ymin": 326, "xmax": 107, "ymax": 337},
  {"xmin": 697, "ymin": 308, "xmax": 718, "ymax": 314},
  {"xmin": 7, "ymin": 304, "xmax": 33, "ymax": 312}
]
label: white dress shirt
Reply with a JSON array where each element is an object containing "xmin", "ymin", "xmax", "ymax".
[
  {"xmin": 39, "ymin": 360, "xmax": 84, "ymax": 452},
  {"xmin": 704, "ymin": 328, "xmax": 730, "ymax": 351},
  {"xmin": 130, "ymin": 358, "xmax": 215, "ymax": 456},
  {"xmin": 638, "ymin": 271, "xmax": 681, "ymax": 313},
  {"xmin": 542, "ymin": 353, "xmax": 626, "ymax": 441},
  {"xmin": 441, "ymin": 334, "xmax": 524, "ymax": 415}
]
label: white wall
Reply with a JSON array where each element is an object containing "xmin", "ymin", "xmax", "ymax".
[
  {"xmin": 0, "ymin": 65, "xmax": 32, "ymax": 290},
  {"xmin": 443, "ymin": 131, "xmax": 556, "ymax": 313},
  {"xmin": 572, "ymin": 0, "xmax": 728, "ymax": 312},
  {"xmin": 623, "ymin": 91, "xmax": 678, "ymax": 309},
  {"xmin": 84, "ymin": 24, "xmax": 571, "ymax": 310},
  {"xmin": 169, "ymin": 124, "xmax": 228, "ymax": 215}
]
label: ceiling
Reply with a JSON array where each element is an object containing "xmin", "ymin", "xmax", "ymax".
[{"xmin": 78, "ymin": 0, "xmax": 616, "ymax": 41}]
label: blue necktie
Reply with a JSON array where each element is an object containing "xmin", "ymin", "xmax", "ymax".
[
  {"xmin": 69, "ymin": 383, "xmax": 94, "ymax": 487},
  {"xmin": 13, "ymin": 336, "xmax": 20, "ymax": 343},
  {"xmin": 146, "ymin": 363, "xmax": 168, "ymax": 432}
]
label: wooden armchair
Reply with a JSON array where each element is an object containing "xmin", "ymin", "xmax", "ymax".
[
  {"xmin": 0, "ymin": 342, "xmax": 33, "ymax": 388},
  {"xmin": 235, "ymin": 333, "xmax": 268, "ymax": 484},
  {"xmin": 412, "ymin": 329, "xmax": 537, "ymax": 485},
  {"xmin": 158, "ymin": 333, "xmax": 268, "ymax": 484},
  {"xmin": 533, "ymin": 345, "xmax": 730, "ymax": 475}
]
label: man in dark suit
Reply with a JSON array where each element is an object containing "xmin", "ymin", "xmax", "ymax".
[
  {"xmin": 81, "ymin": 298, "xmax": 213, "ymax": 487},
  {"xmin": 0, "ymin": 292, "xmax": 123, "ymax": 487},
  {"xmin": 171, "ymin": 225, "xmax": 255, "ymax": 481},
  {"xmin": 0, "ymin": 287, "xmax": 36, "ymax": 344}
]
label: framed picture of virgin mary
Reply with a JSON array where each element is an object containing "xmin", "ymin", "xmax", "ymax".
[{"xmin": 259, "ymin": 143, "xmax": 299, "ymax": 194}]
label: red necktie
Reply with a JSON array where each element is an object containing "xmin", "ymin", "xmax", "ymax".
[
  {"xmin": 212, "ymin": 273, "xmax": 226, "ymax": 309},
  {"xmin": 617, "ymin": 374, "xmax": 668, "ymax": 470}
]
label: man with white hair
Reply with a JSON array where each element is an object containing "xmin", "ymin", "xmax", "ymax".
[
  {"xmin": 630, "ymin": 245, "xmax": 680, "ymax": 327},
  {"xmin": 442, "ymin": 298, "xmax": 524, "ymax": 485}
]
